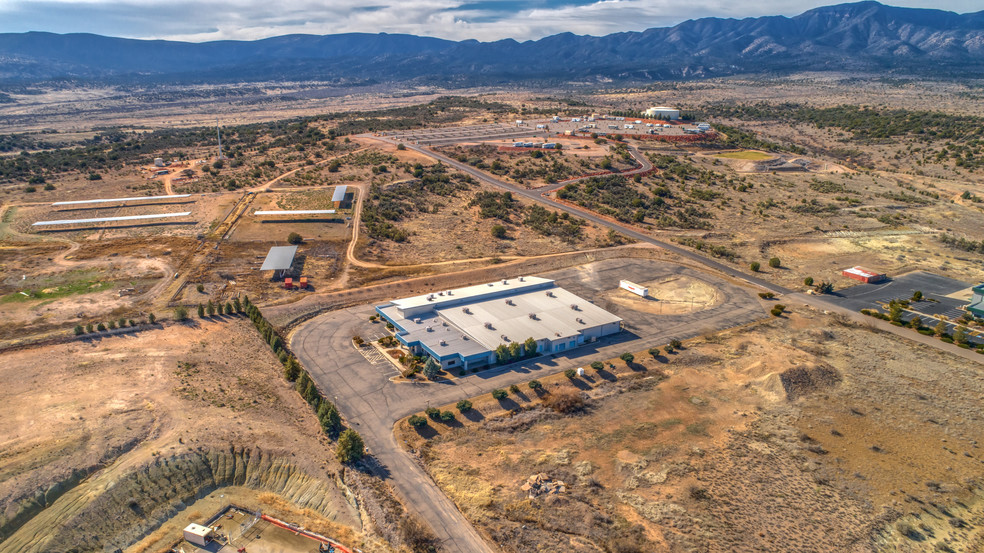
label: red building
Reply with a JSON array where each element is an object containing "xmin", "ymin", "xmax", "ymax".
[{"xmin": 841, "ymin": 266, "xmax": 886, "ymax": 283}]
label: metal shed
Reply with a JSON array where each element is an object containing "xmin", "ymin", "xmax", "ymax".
[{"xmin": 260, "ymin": 245, "xmax": 298, "ymax": 277}]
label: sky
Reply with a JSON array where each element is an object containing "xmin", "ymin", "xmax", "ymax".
[{"xmin": 0, "ymin": 0, "xmax": 981, "ymax": 43}]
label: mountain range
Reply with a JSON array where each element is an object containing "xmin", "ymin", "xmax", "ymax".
[{"xmin": 1, "ymin": 1, "xmax": 983, "ymax": 85}]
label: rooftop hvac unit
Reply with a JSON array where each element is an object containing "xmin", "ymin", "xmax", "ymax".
[
  {"xmin": 555, "ymin": 332, "xmax": 561, "ymax": 337},
  {"xmin": 487, "ymin": 283, "xmax": 494, "ymax": 287},
  {"xmin": 440, "ymin": 340, "xmax": 447, "ymax": 346},
  {"xmin": 546, "ymin": 291, "xmax": 554, "ymax": 297},
  {"xmin": 502, "ymin": 280, "xmax": 508, "ymax": 285},
  {"xmin": 576, "ymin": 317, "xmax": 584, "ymax": 324},
  {"xmin": 426, "ymin": 295, "xmax": 434, "ymax": 301},
  {"xmin": 426, "ymin": 327, "xmax": 433, "ymax": 332},
  {"xmin": 528, "ymin": 313, "xmax": 537, "ymax": 320},
  {"xmin": 462, "ymin": 335, "xmax": 469, "ymax": 340},
  {"xmin": 505, "ymin": 299, "xmax": 514, "ymax": 305},
  {"xmin": 570, "ymin": 304, "xmax": 579, "ymax": 310},
  {"xmin": 519, "ymin": 276, "xmax": 525, "ymax": 282},
  {"xmin": 462, "ymin": 307, "xmax": 471, "ymax": 314},
  {"xmin": 442, "ymin": 321, "xmax": 448, "ymax": 326},
  {"xmin": 414, "ymin": 318, "xmax": 421, "ymax": 324},
  {"xmin": 446, "ymin": 290, "xmax": 452, "ymax": 295},
  {"xmin": 501, "ymin": 335, "xmax": 509, "ymax": 341},
  {"xmin": 484, "ymin": 322, "xmax": 494, "ymax": 329}
]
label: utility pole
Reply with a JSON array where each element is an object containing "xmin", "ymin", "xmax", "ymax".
[{"xmin": 216, "ymin": 118, "xmax": 224, "ymax": 160}]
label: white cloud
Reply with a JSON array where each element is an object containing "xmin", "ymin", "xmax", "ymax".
[{"xmin": 0, "ymin": 0, "xmax": 981, "ymax": 42}]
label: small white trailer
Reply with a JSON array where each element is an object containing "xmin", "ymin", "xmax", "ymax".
[
  {"xmin": 183, "ymin": 523, "xmax": 213, "ymax": 547},
  {"xmin": 619, "ymin": 280, "xmax": 649, "ymax": 298}
]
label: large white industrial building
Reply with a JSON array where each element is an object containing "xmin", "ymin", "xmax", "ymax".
[
  {"xmin": 643, "ymin": 106, "xmax": 680, "ymax": 120},
  {"xmin": 375, "ymin": 277, "xmax": 622, "ymax": 371}
]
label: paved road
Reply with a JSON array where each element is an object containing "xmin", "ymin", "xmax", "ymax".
[
  {"xmin": 368, "ymin": 135, "xmax": 786, "ymax": 295},
  {"xmin": 375, "ymin": 135, "xmax": 984, "ymax": 363},
  {"xmin": 296, "ymin": 135, "xmax": 984, "ymax": 553},
  {"xmin": 293, "ymin": 259, "xmax": 765, "ymax": 553}
]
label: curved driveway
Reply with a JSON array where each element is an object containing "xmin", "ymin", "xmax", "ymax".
[
  {"xmin": 292, "ymin": 259, "xmax": 765, "ymax": 553},
  {"xmin": 295, "ymin": 134, "xmax": 984, "ymax": 553}
]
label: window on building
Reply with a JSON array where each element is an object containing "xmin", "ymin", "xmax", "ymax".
[
  {"xmin": 557, "ymin": 343, "xmax": 565, "ymax": 351},
  {"xmin": 569, "ymin": 340, "xmax": 575, "ymax": 348},
  {"xmin": 448, "ymin": 359, "xmax": 456, "ymax": 366}
]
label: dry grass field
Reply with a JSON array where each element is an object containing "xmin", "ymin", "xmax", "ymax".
[
  {"xmin": 0, "ymin": 319, "xmax": 398, "ymax": 553},
  {"xmin": 4, "ymin": 75, "xmax": 984, "ymax": 553},
  {"xmin": 402, "ymin": 309, "xmax": 984, "ymax": 552}
]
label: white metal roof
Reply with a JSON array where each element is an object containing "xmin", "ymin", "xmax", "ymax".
[
  {"xmin": 391, "ymin": 277, "xmax": 553, "ymax": 312},
  {"xmin": 843, "ymin": 266, "xmax": 883, "ymax": 278},
  {"xmin": 184, "ymin": 523, "xmax": 211, "ymax": 537},
  {"xmin": 439, "ymin": 286, "xmax": 621, "ymax": 350},
  {"xmin": 52, "ymin": 195, "xmax": 190, "ymax": 206},
  {"xmin": 381, "ymin": 305, "xmax": 489, "ymax": 358},
  {"xmin": 260, "ymin": 245, "xmax": 298, "ymax": 271},
  {"xmin": 33, "ymin": 212, "xmax": 192, "ymax": 226},
  {"xmin": 254, "ymin": 210, "xmax": 336, "ymax": 215},
  {"xmin": 331, "ymin": 185, "xmax": 348, "ymax": 202}
]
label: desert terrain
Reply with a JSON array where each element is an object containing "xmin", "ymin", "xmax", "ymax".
[{"xmin": 2, "ymin": 74, "xmax": 984, "ymax": 553}]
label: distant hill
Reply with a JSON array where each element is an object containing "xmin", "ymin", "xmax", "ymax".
[{"xmin": 2, "ymin": 1, "xmax": 983, "ymax": 84}]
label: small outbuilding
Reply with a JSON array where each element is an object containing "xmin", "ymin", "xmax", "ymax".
[
  {"xmin": 332, "ymin": 185, "xmax": 349, "ymax": 208},
  {"xmin": 183, "ymin": 523, "xmax": 213, "ymax": 547},
  {"xmin": 260, "ymin": 245, "xmax": 298, "ymax": 279},
  {"xmin": 841, "ymin": 266, "xmax": 886, "ymax": 284}
]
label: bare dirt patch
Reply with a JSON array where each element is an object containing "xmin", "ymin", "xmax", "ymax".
[
  {"xmin": 0, "ymin": 319, "xmax": 374, "ymax": 553},
  {"xmin": 408, "ymin": 310, "xmax": 984, "ymax": 552},
  {"xmin": 602, "ymin": 275, "xmax": 722, "ymax": 315}
]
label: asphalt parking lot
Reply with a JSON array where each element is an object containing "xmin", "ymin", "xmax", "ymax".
[
  {"xmin": 290, "ymin": 257, "xmax": 766, "ymax": 553},
  {"xmin": 825, "ymin": 271, "xmax": 971, "ymax": 320}
]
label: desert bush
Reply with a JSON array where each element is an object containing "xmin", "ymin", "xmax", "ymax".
[
  {"xmin": 198, "ymin": 304, "xmax": 205, "ymax": 318},
  {"xmin": 669, "ymin": 339, "xmax": 683, "ymax": 349},
  {"xmin": 804, "ymin": 276, "xmax": 814, "ymax": 286},
  {"xmin": 590, "ymin": 361, "xmax": 604, "ymax": 370},
  {"xmin": 196, "ymin": 283, "xmax": 205, "ymax": 293},
  {"xmin": 620, "ymin": 352, "xmax": 635, "ymax": 364},
  {"xmin": 85, "ymin": 323, "xmax": 94, "ymax": 333},
  {"xmin": 108, "ymin": 320, "xmax": 117, "ymax": 329},
  {"xmin": 564, "ymin": 368, "xmax": 577, "ymax": 379},
  {"xmin": 750, "ymin": 261, "xmax": 760, "ymax": 272},
  {"xmin": 456, "ymin": 399, "xmax": 472, "ymax": 412},
  {"xmin": 408, "ymin": 414, "xmax": 428, "ymax": 428},
  {"xmin": 768, "ymin": 257, "xmax": 781, "ymax": 268},
  {"xmin": 425, "ymin": 406, "xmax": 441, "ymax": 420},
  {"xmin": 758, "ymin": 292, "xmax": 774, "ymax": 299},
  {"xmin": 440, "ymin": 410, "xmax": 455, "ymax": 422},
  {"xmin": 492, "ymin": 388, "xmax": 507, "ymax": 400},
  {"xmin": 97, "ymin": 323, "xmax": 107, "ymax": 331},
  {"xmin": 74, "ymin": 324, "xmax": 85, "ymax": 335},
  {"xmin": 543, "ymin": 389, "xmax": 585, "ymax": 414},
  {"xmin": 689, "ymin": 486, "xmax": 711, "ymax": 500},
  {"xmin": 528, "ymin": 380, "xmax": 542, "ymax": 390},
  {"xmin": 509, "ymin": 384, "xmax": 520, "ymax": 394},
  {"xmin": 174, "ymin": 306, "xmax": 189, "ymax": 321},
  {"xmin": 352, "ymin": 335, "xmax": 364, "ymax": 346}
]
